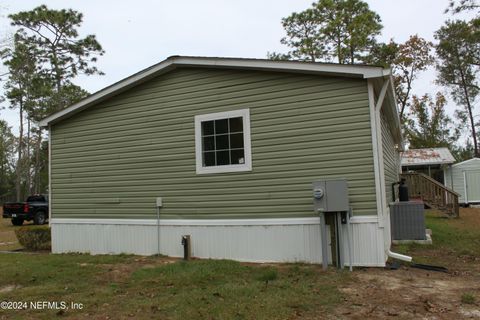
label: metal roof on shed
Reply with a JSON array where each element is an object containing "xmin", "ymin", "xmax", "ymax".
[{"xmin": 401, "ymin": 148, "xmax": 455, "ymax": 166}]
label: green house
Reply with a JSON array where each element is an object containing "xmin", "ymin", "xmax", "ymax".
[{"xmin": 40, "ymin": 56, "xmax": 402, "ymax": 267}]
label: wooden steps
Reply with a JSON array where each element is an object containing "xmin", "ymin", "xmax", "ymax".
[{"xmin": 400, "ymin": 173, "xmax": 460, "ymax": 217}]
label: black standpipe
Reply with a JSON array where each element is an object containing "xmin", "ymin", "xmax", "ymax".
[
  {"xmin": 398, "ymin": 178, "xmax": 409, "ymax": 201},
  {"xmin": 392, "ymin": 178, "xmax": 409, "ymax": 202},
  {"xmin": 181, "ymin": 235, "xmax": 191, "ymax": 260}
]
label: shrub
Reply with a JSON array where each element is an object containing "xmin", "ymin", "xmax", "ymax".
[
  {"xmin": 461, "ymin": 292, "xmax": 476, "ymax": 304},
  {"xmin": 14, "ymin": 226, "xmax": 51, "ymax": 251},
  {"xmin": 257, "ymin": 267, "xmax": 278, "ymax": 285}
]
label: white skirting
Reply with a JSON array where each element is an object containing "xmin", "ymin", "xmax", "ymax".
[{"xmin": 50, "ymin": 216, "xmax": 387, "ymax": 266}]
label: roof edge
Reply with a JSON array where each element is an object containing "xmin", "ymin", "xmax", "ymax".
[
  {"xmin": 452, "ymin": 157, "xmax": 480, "ymax": 167},
  {"xmin": 401, "ymin": 161, "xmax": 455, "ymax": 167},
  {"xmin": 40, "ymin": 56, "xmax": 390, "ymax": 127},
  {"xmin": 401, "ymin": 147, "xmax": 456, "ymax": 166}
]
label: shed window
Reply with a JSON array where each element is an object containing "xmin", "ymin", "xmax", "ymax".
[{"xmin": 195, "ymin": 109, "xmax": 252, "ymax": 174}]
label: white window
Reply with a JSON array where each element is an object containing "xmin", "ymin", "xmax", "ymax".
[{"xmin": 195, "ymin": 109, "xmax": 252, "ymax": 174}]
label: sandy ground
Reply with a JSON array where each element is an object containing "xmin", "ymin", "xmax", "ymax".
[
  {"xmin": 332, "ymin": 208, "xmax": 480, "ymax": 319},
  {"xmin": 333, "ymin": 265, "xmax": 480, "ymax": 319}
]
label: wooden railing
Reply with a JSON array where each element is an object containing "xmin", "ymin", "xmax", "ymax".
[{"xmin": 400, "ymin": 172, "xmax": 460, "ymax": 217}]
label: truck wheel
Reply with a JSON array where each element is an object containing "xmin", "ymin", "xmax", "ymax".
[
  {"xmin": 11, "ymin": 218, "xmax": 24, "ymax": 226},
  {"xmin": 34, "ymin": 211, "xmax": 47, "ymax": 225}
]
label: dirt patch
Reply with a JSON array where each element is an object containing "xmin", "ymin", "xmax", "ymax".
[
  {"xmin": 0, "ymin": 241, "xmax": 16, "ymax": 246},
  {"xmin": 335, "ymin": 267, "xmax": 480, "ymax": 319},
  {"xmin": 98, "ymin": 264, "xmax": 137, "ymax": 283},
  {"xmin": 427, "ymin": 207, "xmax": 480, "ymax": 227},
  {"xmin": 332, "ymin": 208, "xmax": 480, "ymax": 319},
  {"xmin": 95, "ymin": 256, "xmax": 179, "ymax": 283},
  {"xmin": 0, "ymin": 217, "xmax": 21, "ymax": 250},
  {"xmin": 0, "ymin": 284, "xmax": 21, "ymax": 293},
  {"xmin": 454, "ymin": 207, "xmax": 480, "ymax": 229}
]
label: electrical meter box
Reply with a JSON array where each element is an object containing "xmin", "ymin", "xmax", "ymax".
[{"xmin": 312, "ymin": 179, "xmax": 349, "ymax": 212}]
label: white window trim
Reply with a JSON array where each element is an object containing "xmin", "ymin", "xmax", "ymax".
[{"xmin": 195, "ymin": 108, "xmax": 252, "ymax": 174}]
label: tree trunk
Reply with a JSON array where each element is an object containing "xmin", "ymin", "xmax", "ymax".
[
  {"xmin": 337, "ymin": 39, "xmax": 342, "ymax": 64},
  {"xmin": 51, "ymin": 46, "xmax": 63, "ymax": 111},
  {"xmin": 350, "ymin": 45, "xmax": 354, "ymax": 64},
  {"xmin": 26, "ymin": 118, "xmax": 31, "ymax": 195},
  {"xmin": 34, "ymin": 129, "xmax": 42, "ymax": 194},
  {"xmin": 399, "ymin": 74, "xmax": 413, "ymax": 123},
  {"xmin": 336, "ymin": 30, "xmax": 342, "ymax": 64},
  {"xmin": 16, "ymin": 103, "xmax": 24, "ymax": 202},
  {"xmin": 464, "ymin": 92, "xmax": 478, "ymax": 157},
  {"xmin": 458, "ymin": 60, "xmax": 479, "ymax": 157}
]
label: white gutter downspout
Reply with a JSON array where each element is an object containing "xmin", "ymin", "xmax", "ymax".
[
  {"xmin": 374, "ymin": 78, "xmax": 389, "ymax": 228},
  {"xmin": 48, "ymin": 125, "xmax": 52, "ymax": 226},
  {"xmin": 368, "ymin": 78, "xmax": 389, "ymax": 228},
  {"xmin": 387, "ymin": 249, "xmax": 412, "ymax": 262},
  {"xmin": 368, "ymin": 77, "xmax": 413, "ymax": 264},
  {"xmin": 368, "ymin": 80, "xmax": 385, "ymax": 227}
]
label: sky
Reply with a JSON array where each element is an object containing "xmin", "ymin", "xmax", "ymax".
[{"xmin": 0, "ymin": 0, "xmax": 473, "ymax": 136}]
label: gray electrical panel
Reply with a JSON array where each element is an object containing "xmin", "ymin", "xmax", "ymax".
[
  {"xmin": 312, "ymin": 179, "xmax": 351, "ymax": 271},
  {"xmin": 313, "ymin": 179, "xmax": 349, "ymax": 212},
  {"xmin": 390, "ymin": 202, "xmax": 426, "ymax": 240}
]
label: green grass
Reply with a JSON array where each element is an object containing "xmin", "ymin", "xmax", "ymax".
[
  {"xmin": 425, "ymin": 215, "xmax": 480, "ymax": 256},
  {"xmin": 0, "ymin": 253, "xmax": 133, "ymax": 319},
  {"xmin": 461, "ymin": 292, "xmax": 476, "ymax": 305},
  {"xmin": 123, "ymin": 260, "xmax": 348, "ymax": 319},
  {"xmin": 0, "ymin": 255, "xmax": 350, "ymax": 319},
  {"xmin": 256, "ymin": 266, "xmax": 278, "ymax": 285},
  {"xmin": 393, "ymin": 210, "xmax": 480, "ymax": 265}
]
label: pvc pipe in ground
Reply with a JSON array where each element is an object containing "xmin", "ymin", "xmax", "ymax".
[
  {"xmin": 387, "ymin": 249, "xmax": 412, "ymax": 262},
  {"xmin": 346, "ymin": 208, "xmax": 353, "ymax": 272}
]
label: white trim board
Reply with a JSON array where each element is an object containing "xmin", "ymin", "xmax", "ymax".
[
  {"xmin": 48, "ymin": 125, "xmax": 52, "ymax": 225},
  {"xmin": 194, "ymin": 108, "xmax": 252, "ymax": 174},
  {"xmin": 375, "ymin": 80, "xmax": 390, "ymax": 227},
  {"xmin": 50, "ymin": 216, "xmax": 378, "ymax": 226},
  {"xmin": 368, "ymin": 80, "xmax": 385, "ymax": 227},
  {"xmin": 387, "ymin": 76, "xmax": 403, "ymax": 147}
]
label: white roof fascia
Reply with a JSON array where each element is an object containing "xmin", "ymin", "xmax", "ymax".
[
  {"xmin": 372, "ymin": 75, "xmax": 403, "ymax": 150},
  {"xmin": 40, "ymin": 56, "xmax": 390, "ymax": 127},
  {"xmin": 452, "ymin": 157, "xmax": 480, "ymax": 167},
  {"xmin": 173, "ymin": 56, "xmax": 389, "ymax": 78},
  {"xmin": 402, "ymin": 161, "xmax": 455, "ymax": 167},
  {"xmin": 387, "ymin": 75, "xmax": 403, "ymax": 148}
]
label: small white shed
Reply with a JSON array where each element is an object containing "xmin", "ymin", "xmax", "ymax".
[{"xmin": 444, "ymin": 158, "xmax": 480, "ymax": 205}]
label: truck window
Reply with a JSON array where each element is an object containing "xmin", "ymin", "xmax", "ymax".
[{"xmin": 26, "ymin": 196, "xmax": 45, "ymax": 202}]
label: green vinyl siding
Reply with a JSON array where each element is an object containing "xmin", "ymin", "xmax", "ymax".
[
  {"xmin": 381, "ymin": 110, "xmax": 400, "ymax": 204},
  {"xmin": 51, "ymin": 67, "xmax": 377, "ymax": 220}
]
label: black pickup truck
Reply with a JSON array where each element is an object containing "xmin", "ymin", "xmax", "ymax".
[{"xmin": 2, "ymin": 195, "xmax": 49, "ymax": 226}]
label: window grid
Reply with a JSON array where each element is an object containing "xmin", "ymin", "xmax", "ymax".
[{"xmin": 201, "ymin": 117, "xmax": 244, "ymax": 167}]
